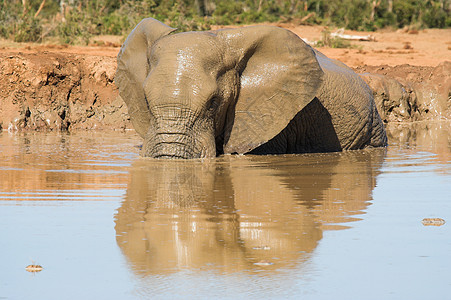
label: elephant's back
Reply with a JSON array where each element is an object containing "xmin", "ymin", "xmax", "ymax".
[{"xmin": 313, "ymin": 50, "xmax": 379, "ymax": 150}]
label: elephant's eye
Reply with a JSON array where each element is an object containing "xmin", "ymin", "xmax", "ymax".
[{"xmin": 207, "ymin": 96, "xmax": 220, "ymax": 112}]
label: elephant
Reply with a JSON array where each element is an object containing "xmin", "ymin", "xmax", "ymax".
[{"xmin": 115, "ymin": 18, "xmax": 387, "ymax": 159}]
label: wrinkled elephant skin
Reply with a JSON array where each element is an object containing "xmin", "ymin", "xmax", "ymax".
[{"xmin": 115, "ymin": 18, "xmax": 387, "ymax": 159}]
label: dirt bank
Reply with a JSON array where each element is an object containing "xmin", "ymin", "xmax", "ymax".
[
  {"xmin": 0, "ymin": 52, "xmax": 129, "ymax": 131},
  {"xmin": 0, "ymin": 25, "xmax": 450, "ymax": 132},
  {"xmin": 357, "ymin": 62, "xmax": 450, "ymax": 122}
]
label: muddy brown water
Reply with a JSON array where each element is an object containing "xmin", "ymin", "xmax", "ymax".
[{"xmin": 0, "ymin": 122, "xmax": 450, "ymax": 299}]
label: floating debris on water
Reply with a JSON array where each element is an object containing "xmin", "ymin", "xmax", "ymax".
[
  {"xmin": 25, "ymin": 264, "xmax": 44, "ymax": 272},
  {"xmin": 421, "ymin": 218, "xmax": 445, "ymax": 226},
  {"xmin": 253, "ymin": 260, "xmax": 274, "ymax": 266}
]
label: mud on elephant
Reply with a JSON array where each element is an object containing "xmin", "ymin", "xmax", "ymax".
[{"xmin": 115, "ymin": 18, "xmax": 387, "ymax": 159}]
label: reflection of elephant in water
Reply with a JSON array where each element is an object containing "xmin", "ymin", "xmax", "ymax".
[
  {"xmin": 114, "ymin": 149, "xmax": 386, "ymax": 275},
  {"xmin": 115, "ymin": 18, "xmax": 387, "ymax": 159}
]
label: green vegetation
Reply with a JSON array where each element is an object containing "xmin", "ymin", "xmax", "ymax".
[
  {"xmin": 1, "ymin": 0, "xmax": 450, "ymax": 44},
  {"xmin": 316, "ymin": 29, "xmax": 354, "ymax": 48}
]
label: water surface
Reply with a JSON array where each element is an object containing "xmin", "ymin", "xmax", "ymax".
[{"xmin": 1, "ymin": 122, "xmax": 450, "ymax": 299}]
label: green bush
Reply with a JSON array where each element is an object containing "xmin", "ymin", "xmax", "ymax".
[
  {"xmin": 101, "ymin": 13, "xmax": 131, "ymax": 35},
  {"xmin": 14, "ymin": 18, "xmax": 43, "ymax": 42},
  {"xmin": 421, "ymin": 1, "xmax": 448, "ymax": 28},
  {"xmin": 56, "ymin": 9, "xmax": 93, "ymax": 45}
]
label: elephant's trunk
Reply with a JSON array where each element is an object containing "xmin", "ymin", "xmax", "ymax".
[
  {"xmin": 144, "ymin": 133, "xmax": 197, "ymax": 159},
  {"xmin": 142, "ymin": 108, "xmax": 216, "ymax": 159}
]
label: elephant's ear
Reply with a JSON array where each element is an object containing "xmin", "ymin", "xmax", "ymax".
[
  {"xmin": 115, "ymin": 18, "xmax": 176, "ymax": 138},
  {"xmin": 217, "ymin": 26, "xmax": 324, "ymax": 154}
]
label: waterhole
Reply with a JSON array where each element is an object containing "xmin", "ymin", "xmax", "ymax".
[{"xmin": 1, "ymin": 121, "xmax": 449, "ymax": 299}]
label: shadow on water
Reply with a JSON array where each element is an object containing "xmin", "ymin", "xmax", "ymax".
[{"xmin": 115, "ymin": 148, "xmax": 386, "ymax": 275}]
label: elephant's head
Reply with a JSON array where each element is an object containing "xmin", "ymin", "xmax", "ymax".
[{"xmin": 116, "ymin": 18, "xmax": 324, "ymax": 159}]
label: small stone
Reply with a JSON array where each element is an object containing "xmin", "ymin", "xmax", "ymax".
[
  {"xmin": 421, "ymin": 218, "xmax": 445, "ymax": 226},
  {"xmin": 26, "ymin": 264, "xmax": 44, "ymax": 272}
]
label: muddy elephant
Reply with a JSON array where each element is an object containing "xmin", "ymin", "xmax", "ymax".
[{"xmin": 115, "ymin": 18, "xmax": 387, "ymax": 159}]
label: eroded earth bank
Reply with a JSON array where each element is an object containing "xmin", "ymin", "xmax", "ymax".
[{"xmin": 0, "ymin": 52, "xmax": 127, "ymax": 131}]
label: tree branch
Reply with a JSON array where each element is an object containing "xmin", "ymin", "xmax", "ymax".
[{"xmin": 34, "ymin": 0, "xmax": 46, "ymax": 18}]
